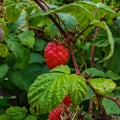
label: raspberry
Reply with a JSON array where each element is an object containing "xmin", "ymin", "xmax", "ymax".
[
  {"xmin": 49, "ymin": 105, "xmax": 62, "ymax": 120},
  {"xmin": 62, "ymin": 95, "xmax": 72, "ymax": 106},
  {"xmin": 44, "ymin": 42, "xmax": 69, "ymax": 68}
]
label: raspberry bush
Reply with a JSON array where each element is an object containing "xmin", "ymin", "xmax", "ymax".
[{"xmin": 0, "ymin": 0, "xmax": 120, "ymax": 120}]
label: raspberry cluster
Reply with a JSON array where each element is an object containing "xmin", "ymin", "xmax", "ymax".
[
  {"xmin": 44, "ymin": 42, "xmax": 69, "ymax": 68},
  {"xmin": 49, "ymin": 95, "xmax": 72, "ymax": 120}
]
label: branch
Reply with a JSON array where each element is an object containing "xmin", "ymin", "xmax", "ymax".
[{"xmin": 34, "ymin": 0, "xmax": 67, "ymax": 38}]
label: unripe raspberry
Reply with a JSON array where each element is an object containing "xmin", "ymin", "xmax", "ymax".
[
  {"xmin": 44, "ymin": 42, "xmax": 69, "ymax": 68},
  {"xmin": 49, "ymin": 105, "xmax": 62, "ymax": 120}
]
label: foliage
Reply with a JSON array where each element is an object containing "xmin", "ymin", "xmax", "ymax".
[{"xmin": 0, "ymin": 0, "xmax": 120, "ymax": 119}]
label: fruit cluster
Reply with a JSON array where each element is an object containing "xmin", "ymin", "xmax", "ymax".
[
  {"xmin": 49, "ymin": 95, "xmax": 72, "ymax": 120},
  {"xmin": 44, "ymin": 42, "xmax": 69, "ymax": 68}
]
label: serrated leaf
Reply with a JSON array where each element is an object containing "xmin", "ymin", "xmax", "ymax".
[
  {"xmin": 91, "ymin": 21, "xmax": 114, "ymax": 62},
  {"xmin": 0, "ymin": 44, "xmax": 8, "ymax": 58},
  {"xmin": 18, "ymin": 30, "xmax": 35, "ymax": 48},
  {"xmin": 88, "ymin": 78, "xmax": 116, "ymax": 95},
  {"xmin": 28, "ymin": 73, "xmax": 68, "ymax": 114},
  {"xmin": 69, "ymin": 74, "xmax": 87, "ymax": 104},
  {"xmin": 28, "ymin": 72, "xmax": 87, "ymax": 114},
  {"xmin": 6, "ymin": 106, "xmax": 27, "ymax": 120},
  {"xmin": 0, "ymin": 64, "xmax": 9, "ymax": 78},
  {"xmin": 102, "ymin": 98, "xmax": 120, "ymax": 114},
  {"xmin": 50, "ymin": 65, "xmax": 70, "ymax": 74}
]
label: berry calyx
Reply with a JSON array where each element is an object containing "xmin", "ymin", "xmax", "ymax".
[{"xmin": 44, "ymin": 42, "xmax": 69, "ymax": 68}]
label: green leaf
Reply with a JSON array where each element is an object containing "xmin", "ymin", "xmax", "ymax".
[
  {"xmin": 91, "ymin": 21, "xmax": 114, "ymax": 62},
  {"xmin": 57, "ymin": 13, "xmax": 78, "ymax": 30},
  {"xmin": 88, "ymin": 78, "xmax": 116, "ymax": 95},
  {"xmin": 0, "ymin": 64, "xmax": 9, "ymax": 78},
  {"xmin": 5, "ymin": 0, "xmax": 22, "ymax": 22},
  {"xmin": 29, "ymin": 53, "xmax": 43, "ymax": 64},
  {"xmin": 34, "ymin": 39, "xmax": 47, "ymax": 51},
  {"xmin": 18, "ymin": 30, "xmax": 35, "ymax": 48},
  {"xmin": 106, "ymin": 45, "xmax": 120, "ymax": 74},
  {"xmin": 6, "ymin": 106, "xmax": 27, "ymax": 120},
  {"xmin": 28, "ymin": 72, "xmax": 87, "ymax": 114},
  {"xmin": 0, "ymin": 44, "xmax": 9, "ymax": 58},
  {"xmin": 69, "ymin": 74, "xmax": 87, "ymax": 104},
  {"xmin": 9, "ymin": 11, "xmax": 29, "ymax": 33},
  {"xmin": 39, "ymin": 1, "xmax": 116, "ymax": 28},
  {"xmin": 50, "ymin": 65, "xmax": 70, "ymax": 74},
  {"xmin": 8, "ymin": 63, "xmax": 43, "ymax": 91},
  {"xmin": 106, "ymin": 70, "xmax": 120, "ymax": 80},
  {"xmin": 6, "ymin": 37, "xmax": 30, "ymax": 69},
  {"xmin": 102, "ymin": 98, "xmax": 120, "ymax": 114},
  {"xmin": 0, "ymin": 114, "xmax": 8, "ymax": 120},
  {"xmin": 25, "ymin": 115, "xmax": 37, "ymax": 120},
  {"xmin": 83, "ymin": 67, "xmax": 106, "ymax": 77}
]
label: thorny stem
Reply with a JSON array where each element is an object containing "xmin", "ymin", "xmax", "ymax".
[{"xmin": 34, "ymin": 0, "xmax": 67, "ymax": 38}]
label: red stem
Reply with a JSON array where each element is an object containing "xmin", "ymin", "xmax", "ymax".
[
  {"xmin": 91, "ymin": 27, "xmax": 99, "ymax": 66},
  {"xmin": 34, "ymin": 0, "xmax": 67, "ymax": 38},
  {"xmin": 67, "ymin": 37, "xmax": 82, "ymax": 76},
  {"xmin": 91, "ymin": 46, "xmax": 96, "ymax": 66}
]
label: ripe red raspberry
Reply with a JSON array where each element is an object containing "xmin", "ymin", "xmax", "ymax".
[
  {"xmin": 49, "ymin": 105, "xmax": 62, "ymax": 120},
  {"xmin": 44, "ymin": 42, "xmax": 69, "ymax": 68},
  {"xmin": 62, "ymin": 95, "xmax": 72, "ymax": 106}
]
